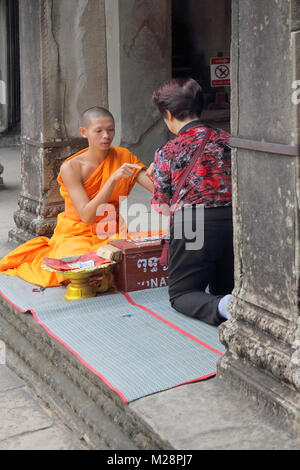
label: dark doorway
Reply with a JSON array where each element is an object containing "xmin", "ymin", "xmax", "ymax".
[
  {"xmin": 0, "ymin": 0, "xmax": 20, "ymax": 134},
  {"xmin": 172, "ymin": 0, "xmax": 231, "ymax": 131}
]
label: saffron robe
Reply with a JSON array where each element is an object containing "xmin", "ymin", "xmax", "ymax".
[{"xmin": 0, "ymin": 146, "xmax": 147, "ymax": 287}]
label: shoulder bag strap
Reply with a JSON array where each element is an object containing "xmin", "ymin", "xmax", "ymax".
[{"xmin": 168, "ymin": 127, "xmax": 213, "ymax": 222}]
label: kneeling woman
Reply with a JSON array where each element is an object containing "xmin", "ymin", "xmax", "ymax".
[{"xmin": 149, "ymin": 78, "xmax": 233, "ymax": 326}]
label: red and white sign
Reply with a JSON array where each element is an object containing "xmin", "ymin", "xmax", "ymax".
[{"xmin": 210, "ymin": 57, "xmax": 231, "ymax": 87}]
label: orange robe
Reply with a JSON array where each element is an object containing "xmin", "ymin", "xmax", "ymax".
[{"xmin": 0, "ymin": 146, "xmax": 147, "ymax": 287}]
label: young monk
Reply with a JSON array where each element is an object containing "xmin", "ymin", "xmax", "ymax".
[{"xmin": 0, "ymin": 107, "xmax": 153, "ymax": 287}]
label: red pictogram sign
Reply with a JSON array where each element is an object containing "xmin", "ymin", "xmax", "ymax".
[{"xmin": 210, "ymin": 57, "xmax": 231, "ymax": 87}]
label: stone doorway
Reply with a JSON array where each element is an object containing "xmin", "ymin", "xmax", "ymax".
[
  {"xmin": 171, "ymin": 0, "xmax": 231, "ymax": 131},
  {"xmin": 0, "ymin": 0, "xmax": 20, "ymax": 140},
  {"xmin": 0, "ymin": 0, "xmax": 20, "ymax": 190}
]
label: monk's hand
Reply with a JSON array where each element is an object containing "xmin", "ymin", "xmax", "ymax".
[
  {"xmin": 111, "ymin": 163, "xmax": 142, "ymax": 182},
  {"xmin": 145, "ymin": 162, "xmax": 154, "ymax": 181}
]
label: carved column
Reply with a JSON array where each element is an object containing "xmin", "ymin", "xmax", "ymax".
[
  {"xmin": 217, "ymin": 0, "xmax": 300, "ymax": 432},
  {"xmin": 9, "ymin": 0, "xmax": 108, "ymax": 243},
  {"xmin": 105, "ymin": 0, "xmax": 172, "ymax": 165}
]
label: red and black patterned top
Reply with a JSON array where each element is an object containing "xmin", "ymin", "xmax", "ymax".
[{"xmin": 151, "ymin": 120, "xmax": 232, "ymax": 214}]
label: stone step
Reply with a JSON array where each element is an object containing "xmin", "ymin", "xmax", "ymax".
[
  {"xmin": 1, "ymin": 294, "xmax": 300, "ymax": 450},
  {"xmin": 0, "ymin": 297, "xmax": 170, "ymax": 450}
]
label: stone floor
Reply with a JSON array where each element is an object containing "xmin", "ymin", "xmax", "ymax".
[
  {"xmin": 0, "ymin": 361, "xmax": 87, "ymax": 450},
  {"xmin": 0, "ymin": 146, "xmax": 300, "ymax": 450},
  {"xmin": 0, "ymin": 146, "xmax": 87, "ymax": 449},
  {"xmin": 0, "ymin": 146, "xmax": 22, "ymax": 259}
]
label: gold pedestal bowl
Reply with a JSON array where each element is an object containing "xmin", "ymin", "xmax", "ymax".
[{"xmin": 41, "ymin": 256, "xmax": 116, "ymax": 301}]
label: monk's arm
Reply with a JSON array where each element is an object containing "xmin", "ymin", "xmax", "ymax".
[
  {"xmin": 136, "ymin": 169, "xmax": 153, "ymax": 192},
  {"xmin": 61, "ymin": 162, "xmax": 141, "ymax": 225}
]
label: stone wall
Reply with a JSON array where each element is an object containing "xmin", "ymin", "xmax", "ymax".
[
  {"xmin": 105, "ymin": 0, "xmax": 172, "ymax": 165},
  {"xmin": 218, "ymin": 0, "xmax": 300, "ymax": 432},
  {"xmin": 10, "ymin": 0, "xmax": 109, "ymax": 242},
  {"xmin": 9, "ymin": 0, "xmax": 172, "ymax": 242}
]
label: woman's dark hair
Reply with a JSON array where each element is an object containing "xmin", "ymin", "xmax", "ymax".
[{"xmin": 152, "ymin": 78, "xmax": 204, "ymax": 121}]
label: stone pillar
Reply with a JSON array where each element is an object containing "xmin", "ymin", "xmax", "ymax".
[
  {"xmin": 217, "ymin": 0, "xmax": 300, "ymax": 432},
  {"xmin": 105, "ymin": 0, "xmax": 172, "ymax": 165},
  {"xmin": 9, "ymin": 0, "xmax": 108, "ymax": 244}
]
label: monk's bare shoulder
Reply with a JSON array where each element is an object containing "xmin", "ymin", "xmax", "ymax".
[
  {"xmin": 60, "ymin": 157, "xmax": 83, "ymax": 185},
  {"xmin": 60, "ymin": 152, "xmax": 100, "ymax": 186}
]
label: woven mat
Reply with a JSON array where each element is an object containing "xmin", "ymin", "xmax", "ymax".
[{"xmin": 0, "ymin": 274, "xmax": 225, "ymax": 403}]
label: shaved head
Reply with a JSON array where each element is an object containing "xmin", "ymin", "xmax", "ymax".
[{"xmin": 81, "ymin": 107, "xmax": 114, "ymax": 128}]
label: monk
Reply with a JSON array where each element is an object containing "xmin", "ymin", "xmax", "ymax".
[{"xmin": 0, "ymin": 107, "xmax": 153, "ymax": 287}]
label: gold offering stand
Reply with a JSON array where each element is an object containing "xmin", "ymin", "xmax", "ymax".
[{"xmin": 41, "ymin": 256, "xmax": 116, "ymax": 301}]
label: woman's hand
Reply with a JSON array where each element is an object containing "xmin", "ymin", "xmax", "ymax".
[
  {"xmin": 111, "ymin": 163, "xmax": 142, "ymax": 183},
  {"xmin": 145, "ymin": 162, "xmax": 154, "ymax": 181}
]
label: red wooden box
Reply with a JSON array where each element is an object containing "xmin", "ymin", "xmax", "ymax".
[{"xmin": 109, "ymin": 236, "xmax": 168, "ymax": 292}]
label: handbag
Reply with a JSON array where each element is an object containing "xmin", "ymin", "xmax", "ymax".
[{"xmin": 160, "ymin": 128, "xmax": 212, "ymax": 266}]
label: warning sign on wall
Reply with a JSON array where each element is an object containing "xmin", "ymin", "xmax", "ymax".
[{"xmin": 210, "ymin": 57, "xmax": 231, "ymax": 87}]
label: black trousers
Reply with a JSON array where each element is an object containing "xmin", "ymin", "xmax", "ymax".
[{"xmin": 168, "ymin": 206, "xmax": 234, "ymax": 326}]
